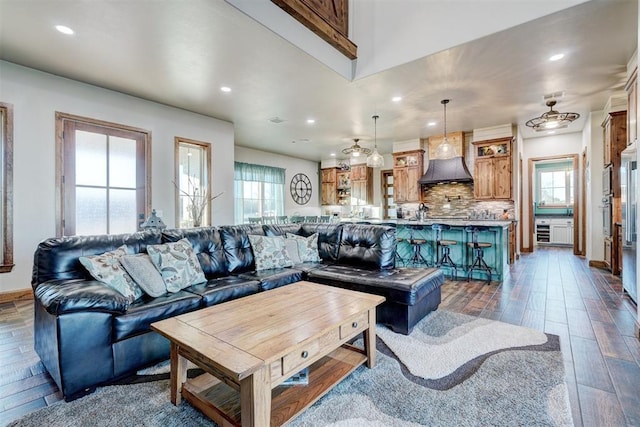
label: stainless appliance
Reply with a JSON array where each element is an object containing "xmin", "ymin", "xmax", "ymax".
[
  {"xmin": 621, "ymin": 141, "xmax": 637, "ymax": 303},
  {"xmin": 603, "ymin": 195, "xmax": 613, "ymax": 237},
  {"xmin": 603, "ymin": 164, "xmax": 613, "ymax": 196}
]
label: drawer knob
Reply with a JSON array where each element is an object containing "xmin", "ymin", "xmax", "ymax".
[
  {"xmin": 301, "ymin": 350, "xmax": 308, "ymax": 358},
  {"xmin": 352, "ymin": 321, "xmax": 358, "ymax": 328}
]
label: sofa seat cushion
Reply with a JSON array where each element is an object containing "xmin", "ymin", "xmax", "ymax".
[
  {"xmin": 307, "ymin": 266, "xmax": 444, "ymax": 306},
  {"xmin": 184, "ymin": 276, "xmax": 261, "ymax": 306},
  {"xmin": 292, "ymin": 262, "xmax": 326, "ymax": 275},
  {"xmin": 237, "ymin": 268, "xmax": 303, "ymax": 291},
  {"xmin": 113, "ymin": 291, "xmax": 202, "ymax": 341}
]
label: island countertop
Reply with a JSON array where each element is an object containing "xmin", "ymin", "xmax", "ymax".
[{"xmin": 340, "ymin": 218, "xmax": 513, "ymax": 227}]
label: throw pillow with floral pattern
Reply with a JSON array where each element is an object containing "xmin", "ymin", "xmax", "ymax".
[
  {"xmin": 147, "ymin": 238, "xmax": 207, "ymax": 292},
  {"xmin": 248, "ymin": 235, "xmax": 294, "ymax": 271},
  {"xmin": 79, "ymin": 245, "xmax": 143, "ymax": 303},
  {"xmin": 286, "ymin": 233, "xmax": 321, "ymax": 263}
]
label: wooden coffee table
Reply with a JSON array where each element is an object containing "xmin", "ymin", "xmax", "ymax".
[{"xmin": 151, "ymin": 281, "xmax": 385, "ymax": 427}]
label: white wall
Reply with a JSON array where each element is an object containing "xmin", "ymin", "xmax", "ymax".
[
  {"xmin": 584, "ymin": 111, "xmax": 605, "ymax": 262},
  {"xmin": 0, "ymin": 61, "xmax": 236, "ymax": 294},
  {"xmin": 521, "ymin": 132, "xmax": 584, "ymax": 250},
  {"xmin": 234, "ymin": 146, "xmax": 321, "ymax": 217}
]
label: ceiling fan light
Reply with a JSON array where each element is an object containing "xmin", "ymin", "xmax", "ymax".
[
  {"xmin": 352, "ymin": 150, "xmax": 360, "ymax": 157},
  {"xmin": 526, "ymin": 100, "xmax": 580, "ymax": 132}
]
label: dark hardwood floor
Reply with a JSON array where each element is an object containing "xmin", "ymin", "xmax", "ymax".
[{"xmin": 0, "ymin": 246, "xmax": 638, "ymax": 426}]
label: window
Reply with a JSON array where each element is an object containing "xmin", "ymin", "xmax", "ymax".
[
  {"xmin": 234, "ymin": 162, "xmax": 285, "ymax": 224},
  {"xmin": 175, "ymin": 137, "xmax": 211, "ymax": 227},
  {"xmin": 56, "ymin": 113, "xmax": 151, "ymax": 236},
  {"xmin": 0, "ymin": 102, "xmax": 13, "ymax": 273},
  {"xmin": 537, "ymin": 163, "xmax": 574, "ymax": 206}
]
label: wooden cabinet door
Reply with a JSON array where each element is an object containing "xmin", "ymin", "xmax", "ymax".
[
  {"xmin": 473, "ymin": 159, "xmax": 493, "ymax": 199},
  {"xmin": 393, "ymin": 169, "xmax": 407, "ymax": 203},
  {"xmin": 321, "ymin": 168, "xmax": 336, "ymax": 183},
  {"xmin": 350, "ymin": 165, "xmax": 365, "ymax": 181},
  {"xmin": 603, "ymin": 118, "xmax": 612, "ymax": 166},
  {"xmin": 321, "ymin": 182, "xmax": 336, "ymax": 205},
  {"xmin": 406, "ymin": 166, "xmax": 422, "ymax": 202},
  {"xmin": 493, "ymin": 156, "xmax": 512, "ymax": 199}
]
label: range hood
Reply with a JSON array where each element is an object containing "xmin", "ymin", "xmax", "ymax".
[{"xmin": 418, "ymin": 156, "xmax": 473, "ymax": 184}]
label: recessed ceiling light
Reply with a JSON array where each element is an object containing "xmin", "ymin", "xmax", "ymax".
[
  {"xmin": 55, "ymin": 25, "xmax": 74, "ymax": 35},
  {"xmin": 307, "ymin": 119, "xmax": 315, "ymax": 124},
  {"xmin": 549, "ymin": 53, "xmax": 564, "ymax": 61},
  {"xmin": 220, "ymin": 86, "xmax": 231, "ymax": 93},
  {"xmin": 330, "ymin": 152, "xmax": 336, "ymax": 157},
  {"xmin": 392, "ymin": 96, "xmax": 402, "ymax": 102},
  {"xmin": 427, "ymin": 121, "xmax": 437, "ymax": 127}
]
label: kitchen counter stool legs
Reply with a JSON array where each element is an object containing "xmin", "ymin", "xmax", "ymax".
[
  {"xmin": 432, "ymin": 224, "xmax": 457, "ymax": 279},
  {"xmin": 408, "ymin": 226, "xmax": 429, "ymax": 267},
  {"xmin": 465, "ymin": 226, "xmax": 493, "ymax": 283}
]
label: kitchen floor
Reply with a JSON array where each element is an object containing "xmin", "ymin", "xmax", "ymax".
[{"xmin": 0, "ymin": 246, "xmax": 638, "ymax": 426}]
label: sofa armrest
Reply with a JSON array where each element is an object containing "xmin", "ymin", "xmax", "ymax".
[{"xmin": 35, "ymin": 279, "xmax": 129, "ymax": 315}]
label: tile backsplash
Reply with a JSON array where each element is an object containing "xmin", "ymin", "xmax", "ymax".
[{"xmin": 398, "ymin": 183, "xmax": 514, "ymax": 219}]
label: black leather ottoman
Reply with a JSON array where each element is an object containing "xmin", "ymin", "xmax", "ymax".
[{"xmin": 306, "ymin": 266, "xmax": 444, "ymax": 335}]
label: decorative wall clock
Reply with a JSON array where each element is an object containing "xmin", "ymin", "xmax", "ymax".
[{"xmin": 290, "ymin": 173, "xmax": 312, "ymax": 205}]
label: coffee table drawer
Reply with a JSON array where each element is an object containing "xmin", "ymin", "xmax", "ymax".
[
  {"xmin": 340, "ymin": 312, "xmax": 369, "ymax": 340},
  {"xmin": 282, "ymin": 328, "xmax": 340, "ymax": 376}
]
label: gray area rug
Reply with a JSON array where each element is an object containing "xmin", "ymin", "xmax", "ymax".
[{"xmin": 8, "ymin": 310, "xmax": 573, "ymax": 427}]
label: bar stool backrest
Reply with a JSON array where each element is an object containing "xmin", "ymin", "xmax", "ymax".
[
  {"xmin": 464, "ymin": 225, "xmax": 490, "ymax": 247},
  {"xmin": 431, "ymin": 223, "xmax": 451, "ymax": 242}
]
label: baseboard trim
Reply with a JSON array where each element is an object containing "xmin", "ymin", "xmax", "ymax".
[
  {"xmin": 0, "ymin": 288, "xmax": 33, "ymax": 303},
  {"xmin": 588, "ymin": 260, "xmax": 608, "ymax": 269}
]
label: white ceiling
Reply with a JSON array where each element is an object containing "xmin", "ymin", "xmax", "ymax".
[{"xmin": 0, "ymin": 0, "xmax": 637, "ymax": 162}]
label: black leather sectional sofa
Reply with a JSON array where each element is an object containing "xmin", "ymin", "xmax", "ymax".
[{"xmin": 31, "ymin": 222, "xmax": 443, "ymax": 400}]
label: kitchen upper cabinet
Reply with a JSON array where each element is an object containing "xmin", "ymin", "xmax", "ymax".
[
  {"xmin": 472, "ymin": 137, "xmax": 512, "ymax": 200},
  {"xmin": 393, "ymin": 150, "xmax": 424, "ymax": 203},
  {"xmin": 350, "ymin": 164, "xmax": 373, "ymax": 205},
  {"xmin": 602, "ymin": 110, "xmax": 626, "ymax": 167},
  {"xmin": 320, "ymin": 167, "xmax": 338, "ymax": 205}
]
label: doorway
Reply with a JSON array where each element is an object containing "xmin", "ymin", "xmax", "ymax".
[
  {"xmin": 381, "ymin": 170, "xmax": 394, "ymax": 219},
  {"xmin": 527, "ymin": 154, "xmax": 580, "ymax": 255}
]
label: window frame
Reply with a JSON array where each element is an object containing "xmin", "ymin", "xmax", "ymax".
[
  {"xmin": 55, "ymin": 112, "xmax": 152, "ymax": 237},
  {"xmin": 234, "ymin": 162, "xmax": 285, "ymax": 224},
  {"xmin": 536, "ymin": 164, "xmax": 574, "ymax": 207},
  {"xmin": 0, "ymin": 102, "xmax": 14, "ymax": 273},
  {"xmin": 174, "ymin": 137, "xmax": 212, "ymax": 228}
]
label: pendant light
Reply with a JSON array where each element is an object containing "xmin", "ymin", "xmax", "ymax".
[
  {"xmin": 435, "ymin": 99, "xmax": 456, "ymax": 159},
  {"xmin": 366, "ymin": 115, "xmax": 385, "ymax": 168}
]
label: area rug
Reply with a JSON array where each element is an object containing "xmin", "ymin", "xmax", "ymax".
[{"xmin": 7, "ymin": 310, "xmax": 573, "ymax": 427}]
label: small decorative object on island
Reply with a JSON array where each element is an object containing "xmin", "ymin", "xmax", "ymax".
[{"xmin": 140, "ymin": 209, "xmax": 167, "ymax": 230}]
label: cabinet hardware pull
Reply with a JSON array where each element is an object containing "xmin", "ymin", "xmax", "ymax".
[
  {"xmin": 301, "ymin": 350, "xmax": 308, "ymax": 358},
  {"xmin": 352, "ymin": 322, "xmax": 358, "ymax": 328}
]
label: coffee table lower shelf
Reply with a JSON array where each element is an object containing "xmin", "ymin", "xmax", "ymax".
[{"xmin": 182, "ymin": 345, "xmax": 367, "ymax": 427}]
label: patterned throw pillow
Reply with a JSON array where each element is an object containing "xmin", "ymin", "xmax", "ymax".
[
  {"xmin": 286, "ymin": 233, "xmax": 321, "ymax": 263},
  {"xmin": 79, "ymin": 246, "xmax": 143, "ymax": 303},
  {"xmin": 120, "ymin": 253, "xmax": 167, "ymax": 298},
  {"xmin": 248, "ymin": 235, "xmax": 294, "ymax": 271},
  {"xmin": 147, "ymin": 238, "xmax": 207, "ymax": 292}
]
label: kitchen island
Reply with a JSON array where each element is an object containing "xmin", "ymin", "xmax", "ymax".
[{"xmin": 341, "ymin": 218, "xmax": 511, "ymax": 282}]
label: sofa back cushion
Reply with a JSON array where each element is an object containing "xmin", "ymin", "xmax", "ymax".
[
  {"xmin": 31, "ymin": 230, "xmax": 162, "ymax": 288},
  {"xmin": 299, "ymin": 224, "xmax": 342, "ymax": 261},
  {"xmin": 162, "ymin": 227, "xmax": 228, "ymax": 278},
  {"xmin": 219, "ymin": 226, "xmax": 256, "ymax": 273},
  {"xmin": 337, "ymin": 224, "xmax": 396, "ymax": 270},
  {"xmin": 262, "ymin": 224, "xmax": 302, "ymax": 237}
]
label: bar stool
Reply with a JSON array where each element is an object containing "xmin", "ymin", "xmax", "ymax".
[
  {"xmin": 408, "ymin": 225, "xmax": 429, "ymax": 267},
  {"xmin": 465, "ymin": 226, "xmax": 493, "ymax": 283},
  {"xmin": 432, "ymin": 224, "xmax": 457, "ymax": 279}
]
